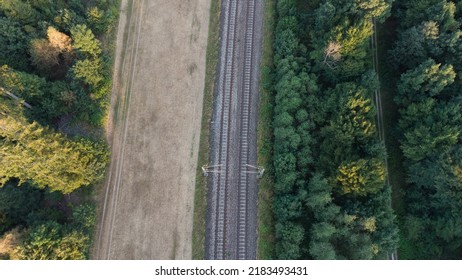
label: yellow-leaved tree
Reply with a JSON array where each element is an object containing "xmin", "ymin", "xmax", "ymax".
[{"xmin": 0, "ymin": 96, "xmax": 108, "ymax": 193}]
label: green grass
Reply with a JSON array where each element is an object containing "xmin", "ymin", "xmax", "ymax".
[
  {"xmin": 191, "ymin": 0, "xmax": 221, "ymax": 260},
  {"xmin": 376, "ymin": 19, "xmax": 411, "ymax": 259},
  {"xmin": 256, "ymin": 0, "xmax": 276, "ymax": 260}
]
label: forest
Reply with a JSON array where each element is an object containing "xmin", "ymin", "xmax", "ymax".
[
  {"xmin": 0, "ymin": 0, "xmax": 118, "ymax": 259},
  {"xmin": 271, "ymin": 0, "xmax": 398, "ymax": 259},
  {"xmin": 388, "ymin": 0, "xmax": 462, "ymax": 259},
  {"xmin": 271, "ymin": 0, "xmax": 462, "ymax": 259}
]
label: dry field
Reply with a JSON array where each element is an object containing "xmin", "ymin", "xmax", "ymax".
[{"xmin": 93, "ymin": 0, "xmax": 211, "ymax": 259}]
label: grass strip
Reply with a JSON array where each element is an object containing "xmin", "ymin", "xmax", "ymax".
[
  {"xmin": 192, "ymin": 0, "xmax": 222, "ymax": 260},
  {"xmin": 256, "ymin": 0, "xmax": 276, "ymax": 260}
]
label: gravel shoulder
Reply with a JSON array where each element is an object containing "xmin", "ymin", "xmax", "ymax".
[{"xmin": 93, "ymin": 0, "xmax": 211, "ymax": 260}]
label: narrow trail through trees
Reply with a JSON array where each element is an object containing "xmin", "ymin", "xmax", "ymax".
[{"xmin": 371, "ymin": 18, "xmax": 397, "ymax": 261}]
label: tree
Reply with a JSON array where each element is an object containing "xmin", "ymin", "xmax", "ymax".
[
  {"xmin": 313, "ymin": 2, "xmax": 337, "ymax": 33},
  {"xmin": 398, "ymin": 0, "xmax": 457, "ymax": 30},
  {"xmin": 0, "ymin": 0, "xmax": 39, "ymax": 24},
  {"xmin": 53, "ymin": 8, "xmax": 80, "ymax": 33},
  {"xmin": 0, "ymin": 183, "xmax": 42, "ymax": 234},
  {"xmin": 274, "ymin": 194, "xmax": 303, "ymax": 221},
  {"xmin": 0, "ymin": 17, "xmax": 30, "ymax": 71},
  {"xmin": 72, "ymin": 204, "xmax": 96, "ymax": 233},
  {"xmin": 322, "ymin": 41, "xmax": 342, "ymax": 69},
  {"xmin": 336, "ymin": 158, "xmax": 385, "ymax": 196},
  {"xmin": 0, "ymin": 97, "xmax": 109, "ymax": 193},
  {"xmin": 29, "ymin": 38, "xmax": 61, "ymax": 73},
  {"xmin": 318, "ymin": 84, "xmax": 377, "ymax": 170},
  {"xmin": 0, "ymin": 65, "xmax": 77, "ymax": 121},
  {"xmin": 309, "ymin": 222, "xmax": 337, "ymax": 259},
  {"xmin": 391, "ymin": 0, "xmax": 462, "ymax": 259},
  {"xmin": 275, "ymin": 222, "xmax": 304, "ymax": 259},
  {"xmin": 47, "ymin": 26, "xmax": 73, "ymax": 52},
  {"xmin": 355, "ymin": 0, "xmax": 394, "ymax": 22},
  {"xmin": 0, "ymin": 228, "xmax": 25, "ymax": 259},
  {"xmin": 71, "ymin": 24, "xmax": 102, "ymax": 57},
  {"xmin": 11, "ymin": 221, "xmax": 90, "ymax": 260},
  {"xmin": 11, "ymin": 221, "xmax": 62, "ymax": 260},
  {"xmin": 389, "ymin": 27, "xmax": 428, "ymax": 70},
  {"xmin": 54, "ymin": 231, "xmax": 89, "ymax": 260},
  {"xmin": 399, "ymin": 100, "xmax": 460, "ymax": 162},
  {"xmin": 0, "ymin": 65, "xmax": 46, "ymax": 105},
  {"xmin": 335, "ymin": 19, "xmax": 373, "ymax": 57},
  {"xmin": 87, "ymin": 6, "xmax": 117, "ymax": 35},
  {"xmin": 396, "ymin": 59, "xmax": 456, "ymax": 106},
  {"xmin": 309, "ymin": 241, "xmax": 337, "ymax": 259},
  {"xmin": 71, "ymin": 58, "xmax": 104, "ymax": 88},
  {"xmin": 272, "ymin": 0, "xmax": 397, "ymax": 259},
  {"xmin": 29, "ymin": 27, "xmax": 74, "ymax": 79}
]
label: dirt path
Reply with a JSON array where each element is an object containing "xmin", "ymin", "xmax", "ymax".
[
  {"xmin": 93, "ymin": 0, "xmax": 211, "ymax": 259},
  {"xmin": 371, "ymin": 18, "xmax": 397, "ymax": 260}
]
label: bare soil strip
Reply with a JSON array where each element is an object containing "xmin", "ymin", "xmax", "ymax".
[{"xmin": 93, "ymin": 0, "xmax": 211, "ymax": 259}]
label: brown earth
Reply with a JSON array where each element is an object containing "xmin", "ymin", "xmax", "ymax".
[{"xmin": 92, "ymin": 0, "xmax": 211, "ymax": 259}]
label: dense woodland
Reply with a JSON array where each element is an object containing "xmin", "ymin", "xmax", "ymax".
[
  {"xmin": 389, "ymin": 0, "xmax": 462, "ymax": 259},
  {"xmin": 272, "ymin": 0, "xmax": 398, "ymax": 259},
  {"xmin": 271, "ymin": 0, "xmax": 462, "ymax": 260},
  {"xmin": 0, "ymin": 0, "xmax": 118, "ymax": 259}
]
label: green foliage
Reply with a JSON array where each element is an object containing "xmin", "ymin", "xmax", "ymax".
[
  {"xmin": 72, "ymin": 58, "xmax": 104, "ymax": 88},
  {"xmin": 72, "ymin": 203, "xmax": 96, "ymax": 233},
  {"xmin": 275, "ymin": 222, "xmax": 304, "ymax": 259},
  {"xmin": 12, "ymin": 221, "xmax": 62, "ymax": 260},
  {"xmin": 0, "ymin": 0, "xmax": 119, "ymax": 260},
  {"xmin": 0, "ymin": 17, "xmax": 30, "ymax": 71},
  {"xmin": 71, "ymin": 24, "xmax": 102, "ymax": 57},
  {"xmin": 28, "ymin": 26, "xmax": 74, "ymax": 80},
  {"xmin": 396, "ymin": 59, "xmax": 456, "ymax": 106},
  {"xmin": 0, "ymin": 65, "xmax": 47, "ymax": 103},
  {"xmin": 12, "ymin": 221, "xmax": 90, "ymax": 260},
  {"xmin": 53, "ymin": 9, "xmax": 81, "ymax": 33},
  {"xmin": 390, "ymin": 0, "xmax": 462, "ymax": 259},
  {"xmin": 355, "ymin": 0, "xmax": 394, "ymax": 21},
  {"xmin": 0, "ymin": 183, "xmax": 42, "ymax": 234},
  {"xmin": 86, "ymin": 6, "xmax": 117, "ymax": 35},
  {"xmin": 336, "ymin": 159, "xmax": 385, "ymax": 196},
  {"xmin": 0, "ymin": 63, "xmax": 75, "ymax": 123},
  {"xmin": 397, "ymin": 0, "xmax": 459, "ymax": 31},
  {"xmin": 388, "ymin": 26, "xmax": 429, "ymax": 70},
  {"xmin": 0, "ymin": 0, "xmax": 39, "ymax": 24},
  {"xmin": 271, "ymin": 0, "xmax": 398, "ymax": 259},
  {"xmin": 0, "ymin": 98, "xmax": 109, "ymax": 193}
]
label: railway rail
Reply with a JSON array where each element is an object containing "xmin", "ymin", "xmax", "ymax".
[{"xmin": 206, "ymin": 0, "xmax": 263, "ymax": 260}]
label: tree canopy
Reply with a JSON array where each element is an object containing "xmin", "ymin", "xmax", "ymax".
[
  {"xmin": 0, "ymin": 0, "xmax": 118, "ymax": 260},
  {"xmin": 389, "ymin": 0, "xmax": 462, "ymax": 259},
  {"xmin": 0, "ymin": 97, "xmax": 108, "ymax": 193},
  {"xmin": 271, "ymin": 0, "xmax": 398, "ymax": 259}
]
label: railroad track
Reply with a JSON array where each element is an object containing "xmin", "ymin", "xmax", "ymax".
[
  {"xmin": 237, "ymin": 0, "xmax": 256, "ymax": 260},
  {"xmin": 206, "ymin": 0, "xmax": 261, "ymax": 260},
  {"xmin": 214, "ymin": 0, "xmax": 238, "ymax": 259}
]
